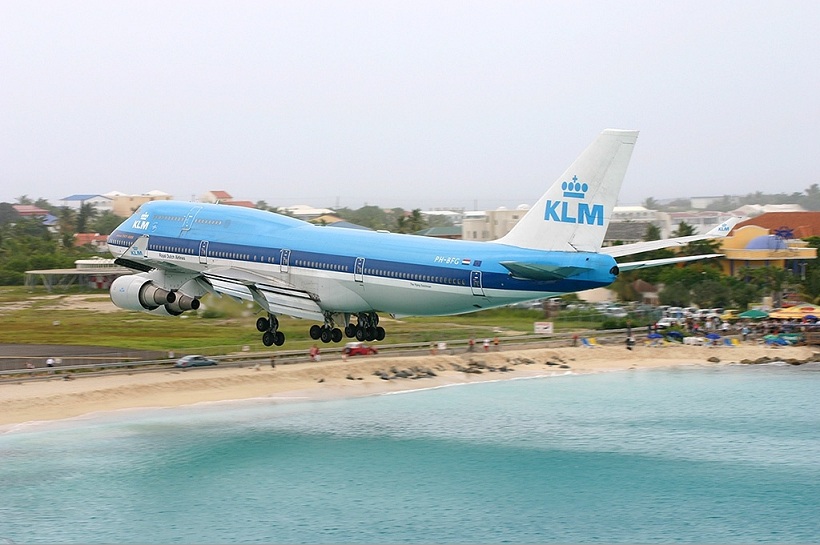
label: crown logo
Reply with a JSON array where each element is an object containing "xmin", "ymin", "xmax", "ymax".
[
  {"xmin": 140, "ymin": 212, "xmax": 149, "ymax": 220},
  {"xmin": 561, "ymin": 175, "xmax": 588, "ymax": 199}
]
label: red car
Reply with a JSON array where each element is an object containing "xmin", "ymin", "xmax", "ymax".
[{"xmin": 343, "ymin": 342, "xmax": 378, "ymax": 356}]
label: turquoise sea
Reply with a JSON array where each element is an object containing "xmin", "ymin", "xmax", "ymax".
[{"xmin": 1, "ymin": 363, "xmax": 818, "ymax": 544}]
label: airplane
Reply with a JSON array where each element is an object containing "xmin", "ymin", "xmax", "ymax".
[{"xmin": 107, "ymin": 129, "xmax": 739, "ymax": 347}]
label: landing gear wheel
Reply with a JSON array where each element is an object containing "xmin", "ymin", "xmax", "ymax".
[
  {"xmin": 320, "ymin": 328, "xmax": 332, "ymax": 343},
  {"xmin": 345, "ymin": 324, "xmax": 356, "ymax": 338},
  {"xmin": 355, "ymin": 328, "xmax": 365, "ymax": 341},
  {"xmin": 365, "ymin": 327, "xmax": 376, "ymax": 342},
  {"xmin": 262, "ymin": 331, "xmax": 275, "ymax": 346},
  {"xmin": 331, "ymin": 328, "xmax": 343, "ymax": 343},
  {"xmin": 274, "ymin": 331, "xmax": 285, "ymax": 346},
  {"xmin": 256, "ymin": 317, "xmax": 270, "ymax": 332},
  {"xmin": 309, "ymin": 325, "xmax": 322, "ymax": 340},
  {"xmin": 375, "ymin": 326, "xmax": 386, "ymax": 341}
]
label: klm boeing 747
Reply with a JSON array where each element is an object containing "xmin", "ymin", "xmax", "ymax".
[{"xmin": 107, "ymin": 129, "xmax": 738, "ymax": 346}]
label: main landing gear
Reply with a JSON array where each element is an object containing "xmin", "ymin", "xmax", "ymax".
[
  {"xmin": 309, "ymin": 312, "xmax": 386, "ymax": 344},
  {"xmin": 257, "ymin": 313, "xmax": 285, "ymax": 347}
]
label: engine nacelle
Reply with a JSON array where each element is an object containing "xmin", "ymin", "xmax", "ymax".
[{"xmin": 110, "ymin": 275, "xmax": 200, "ymax": 315}]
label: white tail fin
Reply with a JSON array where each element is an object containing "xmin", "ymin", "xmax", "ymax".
[{"xmin": 496, "ymin": 129, "xmax": 639, "ymax": 252}]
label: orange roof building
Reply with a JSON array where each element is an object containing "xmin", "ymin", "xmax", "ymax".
[{"xmin": 734, "ymin": 212, "xmax": 820, "ymax": 239}]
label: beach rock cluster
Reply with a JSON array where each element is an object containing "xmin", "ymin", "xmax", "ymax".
[
  {"xmin": 373, "ymin": 365, "xmax": 440, "ymax": 381},
  {"xmin": 452, "ymin": 359, "xmax": 514, "ymax": 374},
  {"xmin": 738, "ymin": 355, "xmax": 818, "ymax": 365},
  {"xmin": 505, "ymin": 356, "xmax": 570, "ymax": 369}
]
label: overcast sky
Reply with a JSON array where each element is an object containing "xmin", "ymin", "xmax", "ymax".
[{"xmin": 2, "ymin": 1, "xmax": 818, "ymax": 211}]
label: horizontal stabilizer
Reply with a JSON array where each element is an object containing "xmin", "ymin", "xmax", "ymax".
[
  {"xmin": 617, "ymin": 254, "xmax": 723, "ymax": 272},
  {"xmin": 500, "ymin": 261, "xmax": 591, "ymax": 281},
  {"xmin": 603, "ymin": 217, "xmax": 742, "ymax": 258}
]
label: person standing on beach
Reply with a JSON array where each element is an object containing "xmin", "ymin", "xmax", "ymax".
[
  {"xmin": 309, "ymin": 345, "xmax": 320, "ymax": 361},
  {"xmin": 483, "ymin": 338, "xmax": 490, "ymax": 352}
]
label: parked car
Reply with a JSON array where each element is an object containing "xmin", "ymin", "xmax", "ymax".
[
  {"xmin": 603, "ymin": 306, "xmax": 628, "ymax": 318},
  {"xmin": 342, "ymin": 342, "xmax": 378, "ymax": 356},
  {"xmin": 655, "ymin": 317, "xmax": 682, "ymax": 329},
  {"xmin": 174, "ymin": 355, "xmax": 218, "ymax": 368},
  {"xmin": 721, "ymin": 309, "xmax": 740, "ymax": 323}
]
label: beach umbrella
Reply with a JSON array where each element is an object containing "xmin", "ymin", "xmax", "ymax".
[
  {"xmin": 803, "ymin": 314, "xmax": 818, "ymax": 322},
  {"xmin": 738, "ymin": 309, "xmax": 768, "ymax": 319},
  {"xmin": 647, "ymin": 332, "xmax": 663, "ymax": 339},
  {"xmin": 706, "ymin": 333, "xmax": 721, "ymax": 340},
  {"xmin": 666, "ymin": 331, "xmax": 684, "ymax": 339}
]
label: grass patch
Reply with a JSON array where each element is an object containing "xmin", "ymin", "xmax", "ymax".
[{"xmin": 0, "ymin": 289, "xmax": 610, "ymax": 354}]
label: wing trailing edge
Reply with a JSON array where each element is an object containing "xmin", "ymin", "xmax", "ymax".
[{"xmin": 617, "ymin": 253, "xmax": 723, "ymax": 272}]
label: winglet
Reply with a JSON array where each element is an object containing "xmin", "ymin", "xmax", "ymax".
[
  {"xmin": 705, "ymin": 217, "xmax": 742, "ymax": 238},
  {"xmin": 496, "ymin": 129, "xmax": 639, "ymax": 252}
]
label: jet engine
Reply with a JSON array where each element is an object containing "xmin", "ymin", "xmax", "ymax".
[{"xmin": 110, "ymin": 274, "xmax": 201, "ymax": 316}]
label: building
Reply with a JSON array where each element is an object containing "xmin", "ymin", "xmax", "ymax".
[
  {"xmin": 25, "ymin": 258, "xmax": 131, "ymax": 291},
  {"xmin": 200, "ymin": 190, "xmax": 233, "ymax": 203},
  {"xmin": 718, "ymin": 224, "xmax": 816, "ymax": 277},
  {"xmin": 284, "ymin": 205, "xmax": 336, "ymax": 221},
  {"xmin": 108, "ymin": 190, "xmax": 173, "ymax": 217},
  {"xmin": 60, "ymin": 194, "xmax": 113, "ymax": 213},
  {"xmin": 73, "ymin": 233, "xmax": 109, "ymax": 253},
  {"xmin": 12, "ymin": 204, "xmax": 49, "ymax": 217},
  {"xmin": 733, "ymin": 212, "xmax": 820, "ymax": 239},
  {"xmin": 461, "ymin": 207, "xmax": 529, "ymax": 241},
  {"xmin": 414, "ymin": 226, "xmax": 462, "ymax": 239}
]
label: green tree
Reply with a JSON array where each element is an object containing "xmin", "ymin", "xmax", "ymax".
[
  {"xmin": 644, "ymin": 223, "xmax": 661, "ymax": 241},
  {"xmin": 690, "ymin": 279, "xmax": 731, "ymax": 308},
  {"xmin": 57, "ymin": 207, "xmax": 77, "ymax": 248},
  {"xmin": 76, "ymin": 203, "xmax": 97, "ymax": 233},
  {"xmin": 396, "ymin": 209, "xmax": 427, "ymax": 234},
  {"xmin": 90, "ymin": 211, "xmax": 126, "ymax": 235},
  {"xmin": 672, "ymin": 221, "xmax": 723, "ymax": 257},
  {"xmin": 0, "ymin": 203, "xmax": 20, "ymax": 225},
  {"xmin": 659, "ymin": 282, "xmax": 691, "ymax": 306},
  {"xmin": 746, "ymin": 266, "xmax": 789, "ymax": 307},
  {"xmin": 335, "ymin": 205, "xmax": 393, "ymax": 230},
  {"xmin": 643, "ymin": 197, "xmax": 660, "ymax": 210}
]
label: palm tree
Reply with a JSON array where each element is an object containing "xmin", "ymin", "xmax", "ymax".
[
  {"xmin": 397, "ymin": 209, "xmax": 427, "ymax": 233},
  {"xmin": 76, "ymin": 203, "xmax": 97, "ymax": 233},
  {"xmin": 642, "ymin": 197, "xmax": 660, "ymax": 210},
  {"xmin": 57, "ymin": 207, "xmax": 76, "ymax": 248}
]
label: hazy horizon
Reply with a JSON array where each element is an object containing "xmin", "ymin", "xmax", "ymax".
[{"xmin": 3, "ymin": 2, "xmax": 818, "ymax": 210}]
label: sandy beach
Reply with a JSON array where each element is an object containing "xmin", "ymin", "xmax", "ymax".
[{"xmin": 1, "ymin": 342, "xmax": 817, "ymax": 429}]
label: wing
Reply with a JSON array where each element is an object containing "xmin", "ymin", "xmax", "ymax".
[
  {"xmin": 114, "ymin": 234, "xmax": 324, "ymax": 321},
  {"xmin": 201, "ymin": 267, "xmax": 324, "ymax": 321},
  {"xmin": 602, "ymin": 217, "xmax": 741, "ymax": 259}
]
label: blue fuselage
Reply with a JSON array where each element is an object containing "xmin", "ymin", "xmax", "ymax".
[{"xmin": 109, "ymin": 201, "xmax": 618, "ymax": 316}]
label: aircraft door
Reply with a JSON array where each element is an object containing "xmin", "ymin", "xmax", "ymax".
[
  {"xmin": 354, "ymin": 257, "xmax": 365, "ymax": 283},
  {"xmin": 280, "ymin": 249, "xmax": 291, "ymax": 273},
  {"xmin": 181, "ymin": 206, "xmax": 202, "ymax": 234},
  {"xmin": 199, "ymin": 240, "xmax": 209, "ymax": 265},
  {"xmin": 470, "ymin": 270, "xmax": 485, "ymax": 296}
]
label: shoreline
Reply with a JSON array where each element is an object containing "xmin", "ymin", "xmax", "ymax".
[{"xmin": 1, "ymin": 343, "xmax": 817, "ymax": 430}]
